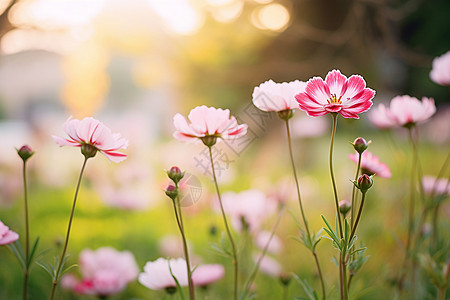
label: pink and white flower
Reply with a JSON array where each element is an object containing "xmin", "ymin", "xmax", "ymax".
[
  {"xmin": 139, "ymin": 258, "xmax": 189, "ymax": 290},
  {"xmin": 386, "ymin": 95, "xmax": 436, "ymax": 127},
  {"xmin": 255, "ymin": 231, "xmax": 283, "ymax": 255},
  {"xmin": 173, "ymin": 106, "xmax": 247, "ymax": 144},
  {"xmin": 295, "ymin": 69, "xmax": 375, "ymax": 119},
  {"xmin": 252, "ymin": 80, "xmax": 306, "ymax": 112},
  {"xmin": 368, "ymin": 103, "xmax": 396, "ymax": 129},
  {"xmin": 52, "ymin": 116, "xmax": 128, "ymax": 163},
  {"xmin": 349, "ymin": 151, "xmax": 391, "ymax": 178},
  {"xmin": 422, "ymin": 176, "xmax": 450, "ymax": 197},
  {"xmin": 0, "ymin": 220, "xmax": 19, "ymax": 245},
  {"xmin": 62, "ymin": 247, "xmax": 138, "ymax": 297},
  {"xmin": 430, "ymin": 50, "xmax": 450, "ymax": 86},
  {"xmin": 254, "ymin": 254, "xmax": 282, "ymax": 277},
  {"xmin": 192, "ymin": 264, "xmax": 225, "ymax": 287}
]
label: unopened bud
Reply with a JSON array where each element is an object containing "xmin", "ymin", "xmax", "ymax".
[
  {"xmin": 16, "ymin": 145, "xmax": 34, "ymax": 162},
  {"xmin": 165, "ymin": 184, "xmax": 178, "ymax": 201},
  {"xmin": 277, "ymin": 109, "xmax": 294, "ymax": 121},
  {"xmin": 351, "ymin": 137, "xmax": 371, "ymax": 154},
  {"xmin": 354, "ymin": 174, "xmax": 373, "ymax": 193},
  {"xmin": 279, "ymin": 273, "xmax": 291, "ymax": 286},
  {"xmin": 167, "ymin": 166, "xmax": 184, "ymax": 184},
  {"xmin": 339, "ymin": 200, "xmax": 351, "ymax": 216}
]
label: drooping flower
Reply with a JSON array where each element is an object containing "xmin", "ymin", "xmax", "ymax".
[
  {"xmin": 349, "ymin": 151, "xmax": 391, "ymax": 178},
  {"xmin": 387, "ymin": 95, "xmax": 436, "ymax": 127},
  {"xmin": 368, "ymin": 103, "xmax": 396, "ymax": 129},
  {"xmin": 422, "ymin": 176, "xmax": 450, "ymax": 197},
  {"xmin": 252, "ymin": 80, "xmax": 306, "ymax": 112},
  {"xmin": 0, "ymin": 220, "xmax": 19, "ymax": 245},
  {"xmin": 430, "ymin": 50, "xmax": 450, "ymax": 86},
  {"xmin": 192, "ymin": 264, "xmax": 225, "ymax": 287},
  {"xmin": 295, "ymin": 69, "xmax": 375, "ymax": 119},
  {"xmin": 139, "ymin": 258, "xmax": 189, "ymax": 291},
  {"xmin": 64, "ymin": 247, "xmax": 138, "ymax": 297},
  {"xmin": 173, "ymin": 106, "xmax": 247, "ymax": 146},
  {"xmin": 52, "ymin": 116, "xmax": 128, "ymax": 162}
]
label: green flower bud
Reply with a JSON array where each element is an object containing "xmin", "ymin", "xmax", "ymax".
[{"xmin": 16, "ymin": 145, "xmax": 34, "ymax": 162}]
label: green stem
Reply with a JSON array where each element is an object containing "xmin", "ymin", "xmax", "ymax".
[
  {"xmin": 329, "ymin": 114, "xmax": 343, "ymax": 238},
  {"xmin": 348, "ymin": 193, "xmax": 366, "ymax": 243},
  {"xmin": 285, "ymin": 119, "xmax": 326, "ymax": 299},
  {"xmin": 350, "ymin": 153, "xmax": 362, "ymax": 231},
  {"xmin": 22, "ymin": 161, "xmax": 30, "ymax": 300},
  {"xmin": 172, "ymin": 194, "xmax": 195, "ymax": 300},
  {"xmin": 50, "ymin": 157, "xmax": 88, "ymax": 300},
  {"xmin": 208, "ymin": 146, "xmax": 238, "ymax": 300},
  {"xmin": 438, "ymin": 286, "xmax": 446, "ymax": 300},
  {"xmin": 282, "ymin": 284, "xmax": 289, "ymax": 300}
]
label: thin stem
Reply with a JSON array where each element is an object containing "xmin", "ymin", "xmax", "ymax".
[
  {"xmin": 241, "ymin": 205, "xmax": 285, "ymax": 299},
  {"xmin": 22, "ymin": 161, "xmax": 30, "ymax": 300},
  {"xmin": 208, "ymin": 146, "xmax": 238, "ymax": 300},
  {"xmin": 350, "ymin": 153, "xmax": 362, "ymax": 231},
  {"xmin": 282, "ymin": 284, "xmax": 289, "ymax": 300},
  {"xmin": 329, "ymin": 114, "xmax": 343, "ymax": 238},
  {"xmin": 50, "ymin": 157, "xmax": 88, "ymax": 300},
  {"xmin": 349, "ymin": 193, "xmax": 366, "ymax": 243},
  {"xmin": 172, "ymin": 194, "xmax": 195, "ymax": 300},
  {"xmin": 339, "ymin": 256, "xmax": 345, "ymax": 300},
  {"xmin": 285, "ymin": 119, "xmax": 326, "ymax": 300}
]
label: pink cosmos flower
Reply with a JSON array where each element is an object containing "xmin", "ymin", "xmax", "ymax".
[
  {"xmin": 192, "ymin": 264, "xmax": 225, "ymax": 287},
  {"xmin": 349, "ymin": 151, "xmax": 391, "ymax": 178},
  {"xmin": 139, "ymin": 258, "xmax": 189, "ymax": 290},
  {"xmin": 252, "ymin": 80, "xmax": 306, "ymax": 112},
  {"xmin": 295, "ymin": 69, "xmax": 375, "ymax": 119},
  {"xmin": 430, "ymin": 50, "xmax": 450, "ymax": 86},
  {"xmin": 254, "ymin": 254, "xmax": 282, "ymax": 277},
  {"xmin": 0, "ymin": 220, "xmax": 19, "ymax": 245},
  {"xmin": 255, "ymin": 231, "xmax": 283, "ymax": 255},
  {"xmin": 422, "ymin": 176, "xmax": 450, "ymax": 197},
  {"xmin": 64, "ymin": 247, "xmax": 139, "ymax": 297},
  {"xmin": 368, "ymin": 103, "xmax": 396, "ymax": 129},
  {"xmin": 173, "ymin": 106, "xmax": 247, "ymax": 144},
  {"xmin": 387, "ymin": 95, "xmax": 436, "ymax": 127},
  {"xmin": 52, "ymin": 116, "xmax": 128, "ymax": 162}
]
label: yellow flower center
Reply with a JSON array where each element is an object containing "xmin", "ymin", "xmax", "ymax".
[{"xmin": 328, "ymin": 93, "xmax": 342, "ymax": 104}]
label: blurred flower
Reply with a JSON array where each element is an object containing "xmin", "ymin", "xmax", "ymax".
[
  {"xmin": 173, "ymin": 105, "xmax": 247, "ymax": 146},
  {"xmin": 192, "ymin": 264, "xmax": 225, "ymax": 287},
  {"xmin": 349, "ymin": 151, "xmax": 391, "ymax": 178},
  {"xmin": 64, "ymin": 247, "xmax": 139, "ymax": 297},
  {"xmin": 255, "ymin": 231, "xmax": 283, "ymax": 255},
  {"xmin": 61, "ymin": 273, "xmax": 79, "ymax": 290},
  {"xmin": 430, "ymin": 50, "xmax": 450, "ymax": 86},
  {"xmin": 218, "ymin": 189, "xmax": 277, "ymax": 233},
  {"xmin": 368, "ymin": 104, "xmax": 396, "ymax": 129},
  {"xmin": 52, "ymin": 116, "xmax": 128, "ymax": 162},
  {"xmin": 0, "ymin": 220, "xmax": 19, "ymax": 245},
  {"xmin": 295, "ymin": 69, "xmax": 375, "ymax": 119},
  {"xmin": 339, "ymin": 200, "xmax": 351, "ymax": 216},
  {"xmin": 159, "ymin": 235, "xmax": 192, "ymax": 258},
  {"xmin": 422, "ymin": 176, "xmax": 450, "ymax": 197},
  {"xmin": 139, "ymin": 257, "xmax": 189, "ymax": 291},
  {"xmin": 387, "ymin": 95, "xmax": 436, "ymax": 127},
  {"xmin": 254, "ymin": 254, "xmax": 282, "ymax": 277},
  {"xmin": 252, "ymin": 79, "xmax": 306, "ymax": 112},
  {"xmin": 290, "ymin": 114, "xmax": 328, "ymax": 138}
]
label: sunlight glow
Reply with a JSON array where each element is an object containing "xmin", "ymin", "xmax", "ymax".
[
  {"xmin": 211, "ymin": 0, "xmax": 243, "ymax": 23},
  {"xmin": 251, "ymin": 3, "xmax": 290, "ymax": 32}
]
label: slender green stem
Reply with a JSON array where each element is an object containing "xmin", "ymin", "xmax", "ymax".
[
  {"xmin": 350, "ymin": 153, "xmax": 362, "ymax": 231},
  {"xmin": 339, "ymin": 256, "xmax": 345, "ymax": 300},
  {"xmin": 438, "ymin": 286, "xmax": 446, "ymax": 300},
  {"xmin": 285, "ymin": 119, "xmax": 326, "ymax": 299},
  {"xmin": 241, "ymin": 205, "xmax": 285, "ymax": 299},
  {"xmin": 50, "ymin": 157, "xmax": 88, "ymax": 300},
  {"xmin": 349, "ymin": 193, "xmax": 366, "ymax": 243},
  {"xmin": 329, "ymin": 114, "xmax": 343, "ymax": 238},
  {"xmin": 342, "ymin": 255, "xmax": 348, "ymax": 300},
  {"xmin": 208, "ymin": 146, "xmax": 238, "ymax": 300},
  {"xmin": 282, "ymin": 284, "xmax": 289, "ymax": 300},
  {"xmin": 22, "ymin": 161, "xmax": 30, "ymax": 300},
  {"xmin": 172, "ymin": 194, "xmax": 195, "ymax": 300}
]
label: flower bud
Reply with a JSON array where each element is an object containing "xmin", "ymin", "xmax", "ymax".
[
  {"xmin": 167, "ymin": 166, "xmax": 184, "ymax": 184},
  {"xmin": 81, "ymin": 144, "xmax": 98, "ymax": 159},
  {"xmin": 355, "ymin": 174, "xmax": 373, "ymax": 193},
  {"xmin": 16, "ymin": 145, "xmax": 34, "ymax": 162},
  {"xmin": 339, "ymin": 200, "xmax": 351, "ymax": 216},
  {"xmin": 165, "ymin": 184, "xmax": 178, "ymax": 201},
  {"xmin": 277, "ymin": 109, "xmax": 294, "ymax": 121},
  {"xmin": 351, "ymin": 137, "xmax": 370, "ymax": 154},
  {"xmin": 279, "ymin": 273, "xmax": 291, "ymax": 286}
]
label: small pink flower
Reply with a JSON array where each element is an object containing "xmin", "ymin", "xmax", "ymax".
[
  {"xmin": 139, "ymin": 257, "xmax": 189, "ymax": 290},
  {"xmin": 173, "ymin": 106, "xmax": 247, "ymax": 145},
  {"xmin": 69, "ymin": 247, "xmax": 139, "ymax": 297},
  {"xmin": 0, "ymin": 220, "xmax": 19, "ymax": 245},
  {"xmin": 192, "ymin": 264, "xmax": 225, "ymax": 287},
  {"xmin": 52, "ymin": 116, "xmax": 128, "ymax": 162},
  {"xmin": 368, "ymin": 103, "xmax": 396, "ymax": 129},
  {"xmin": 295, "ymin": 69, "xmax": 375, "ymax": 119},
  {"xmin": 422, "ymin": 176, "xmax": 450, "ymax": 197},
  {"xmin": 430, "ymin": 50, "xmax": 450, "ymax": 86},
  {"xmin": 255, "ymin": 231, "xmax": 283, "ymax": 255},
  {"xmin": 349, "ymin": 151, "xmax": 391, "ymax": 178},
  {"xmin": 254, "ymin": 254, "xmax": 282, "ymax": 277},
  {"xmin": 252, "ymin": 80, "xmax": 306, "ymax": 112},
  {"xmin": 387, "ymin": 95, "xmax": 436, "ymax": 127}
]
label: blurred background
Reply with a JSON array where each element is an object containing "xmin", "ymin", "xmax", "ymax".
[{"xmin": 0, "ymin": 0, "xmax": 449, "ymax": 299}]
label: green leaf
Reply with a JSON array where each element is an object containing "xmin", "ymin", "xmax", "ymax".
[
  {"xmin": 28, "ymin": 237, "xmax": 40, "ymax": 268},
  {"xmin": 292, "ymin": 273, "xmax": 319, "ymax": 300},
  {"xmin": 168, "ymin": 259, "xmax": 186, "ymax": 300}
]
